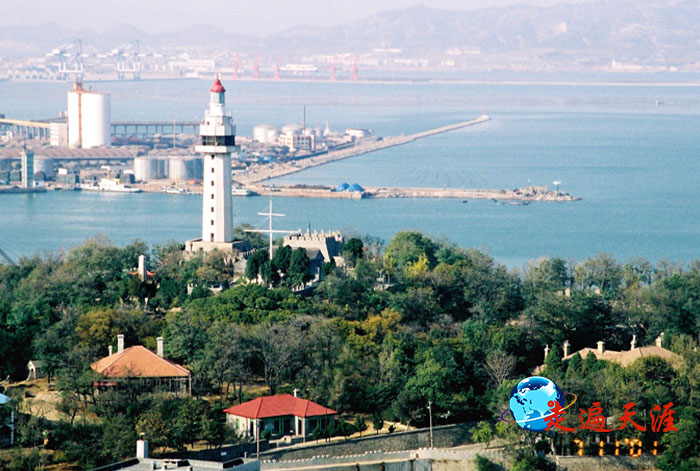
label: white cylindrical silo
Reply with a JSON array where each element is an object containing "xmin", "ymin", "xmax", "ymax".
[
  {"xmin": 169, "ymin": 157, "xmax": 189, "ymax": 182},
  {"xmin": 253, "ymin": 124, "xmax": 279, "ymax": 144},
  {"xmin": 67, "ymin": 90, "xmax": 81, "ymax": 148},
  {"xmin": 67, "ymin": 84, "xmax": 111, "ymax": 149},
  {"xmin": 34, "ymin": 158, "xmax": 54, "ymax": 179},
  {"xmin": 81, "ymin": 92, "xmax": 111, "ymax": 148},
  {"xmin": 282, "ymin": 124, "xmax": 303, "ymax": 135},
  {"xmin": 134, "ymin": 156, "xmax": 161, "ymax": 181}
]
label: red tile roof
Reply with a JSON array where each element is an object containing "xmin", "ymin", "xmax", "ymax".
[
  {"xmin": 223, "ymin": 394, "xmax": 336, "ymax": 419},
  {"xmin": 91, "ymin": 346, "xmax": 190, "ymax": 378}
]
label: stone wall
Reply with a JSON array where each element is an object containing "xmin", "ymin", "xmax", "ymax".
[
  {"xmin": 261, "ymin": 448, "xmax": 504, "ymax": 471},
  {"xmin": 260, "ymin": 423, "xmax": 474, "ymax": 461},
  {"xmin": 554, "ymin": 455, "xmax": 658, "ymax": 471}
]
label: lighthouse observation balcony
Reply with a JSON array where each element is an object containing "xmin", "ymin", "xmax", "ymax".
[{"xmin": 200, "ymin": 135, "xmax": 236, "ymax": 146}]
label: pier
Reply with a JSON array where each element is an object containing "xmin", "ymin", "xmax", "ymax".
[{"xmin": 236, "ymin": 115, "xmax": 491, "ymax": 184}]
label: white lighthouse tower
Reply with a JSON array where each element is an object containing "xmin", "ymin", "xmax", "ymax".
[{"xmin": 186, "ymin": 77, "xmax": 242, "ymax": 253}]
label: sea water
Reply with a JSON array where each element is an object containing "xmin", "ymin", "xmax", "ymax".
[{"xmin": 0, "ymin": 76, "xmax": 698, "ymax": 268}]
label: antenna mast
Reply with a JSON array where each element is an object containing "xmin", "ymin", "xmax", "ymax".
[{"xmin": 245, "ymin": 200, "xmax": 295, "ymax": 261}]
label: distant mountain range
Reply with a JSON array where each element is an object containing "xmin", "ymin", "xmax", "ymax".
[{"xmin": 1, "ymin": 0, "xmax": 698, "ymax": 68}]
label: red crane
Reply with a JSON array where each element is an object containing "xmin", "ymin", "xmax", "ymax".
[
  {"xmin": 253, "ymin": 54, "xmax": 260, "ymax": 79},
  {"xmin": 330, "ymin": 55, "xmax": 337, "ymax": 82},
  {"xmin": 351, "ymin": 56, "xmax": 359, "ymax": 81},
  {"xmin": 233, "ymin": 52, "xmax": 240, "ymax": 80}
]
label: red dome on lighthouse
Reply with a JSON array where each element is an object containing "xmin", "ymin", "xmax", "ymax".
[{"xmin": 210, "ymin": 77, "xmax": 225, "ymax": 93}]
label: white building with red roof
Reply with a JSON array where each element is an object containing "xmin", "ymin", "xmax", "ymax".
[
  {"xmin": 223, "ymin": 390, "xmax": 336, "ymax": 439},
  {"xmin": 91, "ymin": 335, "xmax": 191, "ymax": 395}
]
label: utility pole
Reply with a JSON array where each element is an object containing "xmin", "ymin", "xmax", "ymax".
[
  {"xmin": 256, "ymin": 419, "xmax": 261, "ymax": 458},
  {"xmin": 428, "ymin": 400, "xmax": 434, "ymax": 448}
]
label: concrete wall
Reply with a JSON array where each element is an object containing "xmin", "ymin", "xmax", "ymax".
[
  {"xmin": 261, "ymin": 448, "xmax": 505, "ymax": 471},
  {"xmin": 260, "ymin": 423, "xmax": 474, "ymax": 462},
  {"xmin": 554, "ymin": 455, "xmax": 658, "ymax": 471}
]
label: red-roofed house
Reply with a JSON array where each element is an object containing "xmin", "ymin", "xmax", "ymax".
[
  {"xmin": 91, "ymin": 334, "xmax": 191, "ymax": 395},
  {"xmin": 223, "ymin": 390, "xmax": 336, "ymax": 439}
]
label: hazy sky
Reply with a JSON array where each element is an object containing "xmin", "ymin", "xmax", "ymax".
[{"xmin": 2, "ymin": 0, "xmax": 591, "ymax": 36}]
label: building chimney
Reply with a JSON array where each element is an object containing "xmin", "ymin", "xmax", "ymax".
[
  {"xmin": 293, "ymin": 388, "xmax": 300, "ymax": 398},
  {"xmin": 630, "ymin": 334, "xmax": 637, "ymax": 351},
  {"xmin": 108, "ymin": 345, "xmax": 113, "ymax": 356},
  {"xmin": 655, "ymin": 333, "xmax": 664, "ymax": 348},
  {"xmin": 117, "ymin": 334, "xmax": 124, "ymax": 353},
  {"xmin": 544, "ymin": 344, "xmax": 550, "ymax": 362},
  {"xmin": 597, "ymin": 341, "xmax": 605, "ymax": 354},
  {"xmin": 136, "ymin": 439, "xmax": 148, "ymax": 459},
  {"xmin": 563, "ymin": 340, "xmax": 570, "ymax": 358},
  {"xmin": 138, "ymin": 255, "xmax": 146, "ymax": 282},
  {"xmin": 157, "ymin": 337, "xmax": 164, "ymax": 358}
]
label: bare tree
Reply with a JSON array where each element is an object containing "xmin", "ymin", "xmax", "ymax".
[
  {"xmin": 251, "ymin": 320, "xmax": 305, "ymax": 394},
  {"xmin": 484, "ymin": 350, "xmax": 516, "ymax": 387}
]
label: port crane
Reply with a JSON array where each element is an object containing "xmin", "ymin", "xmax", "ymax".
[
  {"xmin": 351, "ymin": 56, "xmax": 359, "ymax": 81},
  {"xmin": 108, "ymin": 40, "xmax": 143, "ymax": 80},
  {"xmin": 0, "ymin": 247, "xmax": 15, "ymax": 265},
  {"xmin": 46, "ymin": 39, "xmax": 85, "ymax": 81},
  {"xmin": 233, "ymin": 52, "xmax": 240, "ymax": 79},
  {"xmin": 330, "ymin": 55, "xmax": 337, "ymax": 82},
  {"xmin": 253, "ymin": 55, "xmax": 260, "ymax": 79}
]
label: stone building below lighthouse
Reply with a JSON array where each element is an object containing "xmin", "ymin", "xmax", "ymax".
[{"xmin": 185, "ymin": 77, "xmax": 249, "ymax": 255}]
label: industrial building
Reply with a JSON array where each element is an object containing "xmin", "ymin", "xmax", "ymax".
[
  {"xmin": 67, "ymin": 82, "xmax": 111, "ymax": 149},
  {"xmin": 278, "ymin": 124, "xmax": 316, "ymax": 152}
]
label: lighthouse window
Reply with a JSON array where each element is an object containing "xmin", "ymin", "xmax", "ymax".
[
  {"xmin": 210, "ymin": 234, "xmax": 214, "ymax": 242},
  {"xmin": 201, "ymin": 136, "xmax": 235, "ymax": 146},
  {"xmin": 211, "ymin": 207, "xmax": 214, "ymax": 213},
  {"xmin": 211, "ymin": 194, "xmax": 215, "ymax": 199},
  {"xmin": 211, "ymin": 220, "xmax": 214, "ymax": 226},
  {"xmin": 211, "ymin": 167, "xmax": 215, "ymax": 173},
  {"xmin": 211, "ymin": 181, "xmax": 215, "ymax": 186}
]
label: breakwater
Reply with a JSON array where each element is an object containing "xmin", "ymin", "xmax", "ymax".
[
  {"xmin": 236, "ymin": 115, "xmax": 491, "ymax": 185},
  {"xmin": 250, "ymin": 184, "xmax": 579, "ymax": 202}
]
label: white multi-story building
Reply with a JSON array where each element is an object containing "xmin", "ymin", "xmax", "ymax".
[{"xmin": 185, "ymin": 77, "xmax": 245, "ymax": 254}]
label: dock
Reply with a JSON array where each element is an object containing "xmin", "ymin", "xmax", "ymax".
[{"xmin": 236, "ymin": 115, "xmax": 490, "ymax": 184}]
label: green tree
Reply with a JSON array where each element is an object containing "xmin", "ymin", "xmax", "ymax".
[
  {"xmin": 245, "ymin": 249, "xmax": 269, "ymax": 281},
  {"xmin": 272, "ymin": 245, "xmax": 292, "ymax": 275},
  {"xmin": 658, "ymin": 408, "xmax": 700, "ymax": 471},
  {"xmin": 385, "ymin": 231, "xmax": 437, "ymax": 270},
  {"xmin": 287, "ymin": 248, "xmax": 312, "ymax": 287},
  {"xmin": 471, "ymin": 421, "xmax": 494, "ymax": 449},
  {"xmin": 371, "ymin": 411, "xmax": 384, "ymax": 434},
  {"xmin": 354, "ymin": 415, "xmax": 368, "ymax": 436},
  {"xmin": 574, "ymin": 253, "xmax": 623, "ymax": 299},
  {"xmin": 343, "ymin": 238, "xmax": 364, "ymax": 266},
  {"xmin": 233, "ymin": 223, "xmax": 266, "ymax": 249}
]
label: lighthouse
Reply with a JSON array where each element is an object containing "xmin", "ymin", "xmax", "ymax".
[{"xmin": 186, "ymin": 77, "xmax": 242, "ymax": 253}]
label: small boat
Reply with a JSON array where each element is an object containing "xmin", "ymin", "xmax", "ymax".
[
  {"xmin": 163, "ymin": 186, "xmax": 192, "ymax": 195},
  {"xmin": 232, "ymin": 187, "xmax": 252, "ymax": 196}
]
